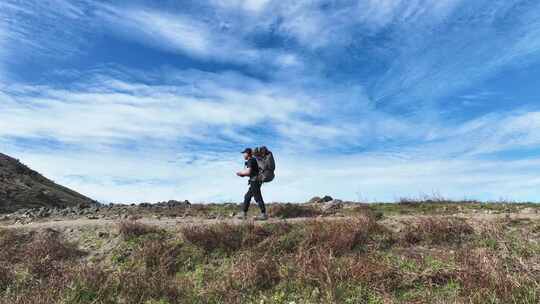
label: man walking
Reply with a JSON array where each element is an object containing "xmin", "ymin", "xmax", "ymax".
[{"xmin": 236, "ymin": 148, "xmax": 267, "ymax": 220}]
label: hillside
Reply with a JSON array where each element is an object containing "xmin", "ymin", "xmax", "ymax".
[{"xmin": 0, "ymin": 153, "xmax": 96, "ymax": 212}]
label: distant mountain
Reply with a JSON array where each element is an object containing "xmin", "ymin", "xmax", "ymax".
[{"xmin": 0, "ymin": 153, "xmax": 96, "ymax": 212}]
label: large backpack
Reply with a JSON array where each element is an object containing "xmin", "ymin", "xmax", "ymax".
[{"xmin": 255, "ymin": 146, "xmax": 275, "ymax": 183}]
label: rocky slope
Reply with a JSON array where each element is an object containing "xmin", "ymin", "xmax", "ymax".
[{"xmin": 0, "ymin": 153, "xmax": 96, "ymax": 212}]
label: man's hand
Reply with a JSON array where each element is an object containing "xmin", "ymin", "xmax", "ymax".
[{"xmin": 236, "ymin": 168, "xmax": 251, "ymax": 177}]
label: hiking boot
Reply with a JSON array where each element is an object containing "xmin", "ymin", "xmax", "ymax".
[
  {"xmin": 236, "ymin": 212, "xmax": 247, "ymax": 220},
  {"xmin": 254, "ymin": 213, "xmax": 268, "ymax": 221}
]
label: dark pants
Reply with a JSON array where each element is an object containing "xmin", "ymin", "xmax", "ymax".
[{"xmin": 243, "ymin": 181, "xmax": 265, "ymax": 213}]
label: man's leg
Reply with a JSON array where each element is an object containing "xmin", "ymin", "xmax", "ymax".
[
  {"xmin": 252, "ymin": 181, "xmax": 266, "ymax": 214},
  {"xmin": 243, "ymin": 183, "xmax": 254, "ymax": 214}
]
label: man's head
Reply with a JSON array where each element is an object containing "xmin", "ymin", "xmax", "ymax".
[{"xmin": 241, "ymin": 148, "xmax": 252, "ymax": 160}]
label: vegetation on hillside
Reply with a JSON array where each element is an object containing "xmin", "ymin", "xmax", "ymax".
[{"xmin": 0, "ymin": 202, "xmax": 539, "ymax": 303}]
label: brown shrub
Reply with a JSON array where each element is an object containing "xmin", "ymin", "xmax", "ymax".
[
  {"xmin": 455, "ymin": 248, "xmax": 512, "ymax": 300},
  {"xmin": 299, "ymin": 216, "xmax": 392, "ymax": 255},
  {"xmin": 477, "ymin": 220, "xmax": 502, "ymax": 233},
  {"xmin": 23, "ymin": 229, "xmax": 84, "ymax": 278},
  {"xmin": 220, "ymin": 217, "xmax": 395, "ymax": 257},
  {"xmin": 63, "ymin": 264, "xmax": 118, "ymax": 303},
  {"xmin": 278, "ymin": 249, "xmax": 401, "ymax": 302},
  {"xmin": 292, "ymin": 247, "xmax": 354, "ymax": 302},
  {"xmin": 74, "ymin": 264, "xmax": 114, "ymax": 288},
  {"xmin": 453, "ymin": 246, "xmax": 540, "ymax": 302},
  {"xmin": 117, "ymin": 220, "xmax": 161, "ymax": 240},
  {"xmin": 343, "ymin": 255, "xmax": 403, "ymax": 293},
  {"xmin": 0, "ymin": 265, "xmax": 117, "ymax": 304},
  {"xmin": 131, "ymin": 239, "xmax": 192, "ymax": 275},
  {"xmin": 350, "ymin": 205, "xmax": 384, "ymax": 221},
  {"xmin": 0, "ymin": 228, "xmax": 33, "ymax": 264},
  {"xmin": 0, "ymin": 229, "xmax": 84, "ymax": 303},
  {"xmin": 229, "ymin": 252, "xmax": 280, "ymax": 291},
  {"xmin": 2, "ymin": 270, "xmax": 72, "ymax": 304},
  {"xmin": 402, "ymin": 217, "xmax": 474, "ymax": 245},
  {"xmin": 0, "ymin": 263, "xmax": 14, "ymax": 292},
  {"xmin": 181, "ymin": 222, "xmax": 281, "ymax": 254},
  {"xmin": 185, "ymin": 204, "xmax": 211, "ymax": 216},
  {"xmin": 116, "ymin": 267, "xmax": 184, "ymax": 303},
  {"xmin": 270, "ymin": 203, "xmax": 321, "ymax": 218},
  {"xmin": 294, "ymin": 247, "xmax": 339, "ymax": 301},
  {"xmin": 182, "ymin": 217, "xmax": 392, "ymax": 257}
]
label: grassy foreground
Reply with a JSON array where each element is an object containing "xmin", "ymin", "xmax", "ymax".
[{"xmin": 1, "ymin": 202, "xmax": 539, "ymax": 304}]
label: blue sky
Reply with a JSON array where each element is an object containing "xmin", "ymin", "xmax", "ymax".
[{"xmin": 1, "ymin": 0, "xmax": 540, "ymax": 203}]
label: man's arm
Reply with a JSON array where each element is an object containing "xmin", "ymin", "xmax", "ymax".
[
  {"xmin": 236, "ymin": 167, "xmax": 251, "ymax": 177},
  {"xmin": 237, "ymin": 159, "xmax": 252, "ymax": 177}
]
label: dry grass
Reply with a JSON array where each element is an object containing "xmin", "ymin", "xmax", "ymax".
[
  {"xmin": 454, "ymin": 247, "xmax": 540, "ymax": 303},
  {"xmin": 269, "ymin": 203, "xmax": 321, "ymax": 218},
  {"xmin": 293, "ymin": 247, "xmax": 342, "ymax": 301},
  {"xmin": 1, "ymin": 206, "xmax": 539, "ymax": 304},
  {"xmin": 117, "ymin": 220, "xmax": 162, "ymax": 240},
  {"xmin": 345, "ymin": 255, "xmax": 403, "ymax": 293},
  {"xmin": 130, "ymin": 238, "xmax": 201, "ymax": 275},
  {"xmin": 23, "ymin": 229, "xmax": 84, "ymax": 278},
  {"xmin": 229, "ymin": 252, "xmax": 280, "ymax": 291},
  {"xmin": 283, "ymin": 248, "xmax": 402, "ymax": 302},
  {"xmin": 1, "ymin": 268, "xmax": 73, "ymax": 304},
  {"xmin": 0, "ymin": 228, "xmax": 33, "ymax": 264},
  {"xmin": 65, "ymin": 265, "xmax": 117, "ymax": 302},
  {"xmin": 0, "ymin": 263, "xmax": 14, "ymax": 292},
  {"xmin": 402, "ymin": 217, "xmax": 475, "ymax": 245},
  {"xmin": 116, "ymin": 267, "xmax": 185, "ymax": 303},
  {"xmin": 181, "ymin": 222, "xmax": 287, "ymax": 254},
  {"xmin": 297, "ymin": 215, "xmax": 391, "ymax": 255}
]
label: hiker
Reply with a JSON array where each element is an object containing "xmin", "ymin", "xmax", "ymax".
[{"xmin": 236, "ymin": 147, "xmax": 267, "ymax": 220}]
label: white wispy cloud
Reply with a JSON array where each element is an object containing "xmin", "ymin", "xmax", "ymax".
[
  {"xmin": 0, "ymin": 70, "xmax": 316, "ymax": 147},
  {"xmin": 0, "ymin": 67, "xmax": 419, "ymax": 153},
  {"xmin": 454, "ymin": 111, "xmax": 540, "ymax": 155},
  {"xmin": 0, "ymin": 22, "xmax": 7, "ymax": 80},
  {"xmin": 388, "ymin": 109, "xmax": 540, "ymax": 160},
  {"xmin": 356, "ymin": 0, "xmax": 462, "ymax": 29},
  {"xmin": 371, "ymin": 0, "xmax": 540, "ymax": 107},
  {"xmin": 199, "ymin": 0, "xmax": 540, "ymax": 113},
  {"xmin": 6, "ymin": 65, "xmax": 417, "ymax": 153},
  {"xmin": 221, "ymin": 0, "xmax": 463, "ymax": 50},
  {"xmin": 100, "ymin": 8, "xmax": 216, "ymax": 58},
  {"xmin": 211, "ymin": 0, "xmax": 271, "ymax": 13},
  {"xmin": 0, "ymin": 0, "xmax": 90, "ymax": 70},
  {"xmin": 98, "ymin": 4, "xmax": 300, "ymax": 68}
]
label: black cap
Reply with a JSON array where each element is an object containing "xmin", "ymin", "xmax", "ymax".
[{"xmin": 241, "ymin": 148, "xmax": 252, "ymax": 154}]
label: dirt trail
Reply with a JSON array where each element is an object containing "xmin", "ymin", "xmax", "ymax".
[
  {"xmin": 2, "ymin": 211, "xmax": 538, "ymax": 231},
  {"xmin": 0, "ymin": 216, "xmax": 329, "ymax": 231}
]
